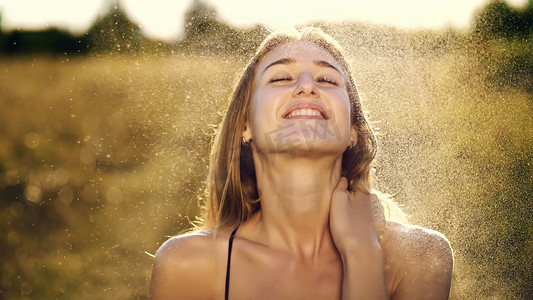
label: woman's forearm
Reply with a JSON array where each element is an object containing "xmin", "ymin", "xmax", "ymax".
[{"xmin": 340, "ymin": 244, "xmax": 388, "ymax": 300}]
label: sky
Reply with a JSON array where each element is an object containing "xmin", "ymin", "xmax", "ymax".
[{"xmin": 0, "ymin": 0, "xmax": 528, "ymax": 41}]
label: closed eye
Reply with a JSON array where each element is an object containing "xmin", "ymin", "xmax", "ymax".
[
  {"xmin": 316, "ymin": 76, "xmax": 338, "ymax": 86},
  {"xmin": 269, "ymin": 76, "xmax": 293, "ymax": 83}
]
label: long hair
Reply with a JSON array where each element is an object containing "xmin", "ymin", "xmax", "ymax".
[{"xmin": 202, "ymin": 27, "xmax": 406, "ymax": 229}]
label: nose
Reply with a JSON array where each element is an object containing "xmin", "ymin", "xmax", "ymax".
[{"xmin": 292, "ymin": 73, "xmax": 319, "ymax": 97}]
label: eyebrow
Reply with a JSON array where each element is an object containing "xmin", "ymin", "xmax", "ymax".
[
  {"xmin": 263, "ymin": 58, "xmax": 295, "ymax": 74},
  {"xmin": 313, "ymin": 60, "xmax": 342, "ymax": 75},
  {"xmin": 262, "ymin": 58, "xmax": 342, "ymax": 75}
]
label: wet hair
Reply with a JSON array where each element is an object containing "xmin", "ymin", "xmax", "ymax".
[{"xmin": 202, "ymin": 27, "xmax": 406, "ymax": 229}]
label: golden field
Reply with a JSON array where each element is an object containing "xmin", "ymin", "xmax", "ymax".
[{"xmin": 0, "ymin": 41, "xmax": 532, "ymax": 298}]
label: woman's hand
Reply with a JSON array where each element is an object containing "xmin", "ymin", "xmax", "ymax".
[
  {"xmin": 329, "ymin": 177, "xmax": 388, "ymax": 299},
  {"xmin": 329, "ymin": 177, "xmax": 386, "ymax": 255}
]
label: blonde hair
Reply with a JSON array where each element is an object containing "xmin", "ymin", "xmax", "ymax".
[{"xmin": 202, "ymin": 27, "xmax": 407, "ymax": 229}]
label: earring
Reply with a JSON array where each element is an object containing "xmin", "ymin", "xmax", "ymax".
[
  {"xmin": 349, "ymin": 139, "xmax": 355, "ymax": 149},
  {"xmin": 242, "ymin": 137, "xmax": 249, "ymax": 145}
]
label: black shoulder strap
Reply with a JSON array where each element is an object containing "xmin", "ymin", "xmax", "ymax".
[{"xmin": 225, "ymin": 227, "xmax": 239, "ymax": 300}]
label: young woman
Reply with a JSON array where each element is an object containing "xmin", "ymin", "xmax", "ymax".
[{"xmin": 150, "ymin": 27, "xmax": 453, "ymax": 299}]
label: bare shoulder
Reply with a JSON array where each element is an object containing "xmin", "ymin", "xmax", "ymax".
[
  {"xmin": 150, "ymin": 229, "xmax": 226, "ymax": 299},
  {"xmin": 383, "ymin": 222, "xmax": 454, "ymax": 299},
  {"xmin": 154, "ymin": 229, "xmax": 217, "ymax": 267},
  {"xmin": 386, "ymin": 222, "xmax": 453, "ymax": 263}
]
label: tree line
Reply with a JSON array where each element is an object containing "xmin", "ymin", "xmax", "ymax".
[
  {"xmin": 0, "ymin": 0, "xmax": 268, "ymax": 56},
  {"xmin": 0, "ymin": 0, "xmax": 531, "ymax": 56}
]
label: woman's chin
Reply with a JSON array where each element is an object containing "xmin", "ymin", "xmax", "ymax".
[{"xmin": 257, "ymin": 140, "xmax": 347, "ymax": 157}]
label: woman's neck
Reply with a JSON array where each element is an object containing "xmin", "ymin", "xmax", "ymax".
[{"xmin": 249, "ymin": 152, "xmax": 343, "ymax": 260}]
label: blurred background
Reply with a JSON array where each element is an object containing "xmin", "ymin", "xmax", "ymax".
[{"xmin": 0, "ymin": 0, "xmax": 531, "ymax": 299}]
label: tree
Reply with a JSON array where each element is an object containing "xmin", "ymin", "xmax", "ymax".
[
  {"xmin": 84, "ymin": 0, "xmax": 146, "ymax": 53},
  {"xmin": 183, "ymin": 0, "xmax": 219, "ymax": 38},
  {"xmin": 178, "ymin": 0, "xmax": 267, "ymax": 55},
  {"xmin": 0, "ymin": 12, "xmax": 4, "ymax": 53},
  {"xmin": 474, "ymin": 0, "xmax": 533, "ymax": 40}
]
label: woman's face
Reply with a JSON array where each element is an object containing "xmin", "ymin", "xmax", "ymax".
[{"xmin": 245, "ymin": 40, "xmax": 354, "ymax": 156}]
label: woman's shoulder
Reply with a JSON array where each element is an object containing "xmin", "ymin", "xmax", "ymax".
[
  {"xmin": 386, "ymin": 222, "xmax": 452, "ymax": 255},
  {"xmin": 150, "ymin": 228, "xmax": 231, "ymax": 299},
  {"xmin": 155, "ymin": 229, "xmax": 215, "ymax": 264},
  {"xmin": 384, "ymin": 221, "xmax": 453, "ymax": 268},
  {"xmin": 383, "ymin": 222, "xmax": 454, "ymax": 297}
]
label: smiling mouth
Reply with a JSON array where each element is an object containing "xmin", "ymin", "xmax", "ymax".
[
  {"xmin": 282, "ymin": 103, "xmax": 329, "ymax": 120},
  {"xmin": 285, "ymin": 108, "xmax": 326, "ymax": 119}
]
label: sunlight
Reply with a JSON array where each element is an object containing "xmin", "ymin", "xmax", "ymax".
[{"xmin": 0, "ymin": 0, "xmax": 517, "ymax": 40}]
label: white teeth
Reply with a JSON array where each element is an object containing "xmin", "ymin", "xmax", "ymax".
[{"xmin": 289, "ymin": 109, "xmax": 321, "ymax": 118}]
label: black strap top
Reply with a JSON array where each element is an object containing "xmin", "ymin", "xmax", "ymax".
[{"xmin": 225, "ymin": 227, "xmax": 239, "ymax": 300}]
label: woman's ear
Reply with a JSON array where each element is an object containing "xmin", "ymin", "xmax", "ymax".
[
  {"xmin": 242, "ymin": 122, "xmax": 253, "ymax": 143},
  {"xmin": 349, "ymin": 126, "xmax": 358, "ymax": 148}
]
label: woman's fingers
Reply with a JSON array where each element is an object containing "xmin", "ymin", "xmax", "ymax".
[
  {"xmin": 333, "ymin": 176, "xmax": 348, "ymax": 195},
  {"xmin": 329, "ymin": 178, "xmax": 351, "ymax": 246},
  {"xmin": 330, "ymin": 178, "xmax": 387, "ymax": 253}
]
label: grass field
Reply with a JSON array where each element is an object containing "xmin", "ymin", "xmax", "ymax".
[{"xmin": 1, "ymin": 39, "xmax": 532, "ymax": 298}]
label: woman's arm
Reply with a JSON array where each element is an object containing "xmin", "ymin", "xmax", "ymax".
[
  {"xmin": 339, "ymin": 243, "xmax": 388, "ymax": 299},
  {"xmin": 149, "ymin": 234, "xmax": 215, "ymax": 299},
  {"xmin": 329, "ymin": 178, "xmax": 388, "ymax": 299},
  {"xmin": 330, "ymin": 178, "xmax": 453, "ymax": 299}
]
